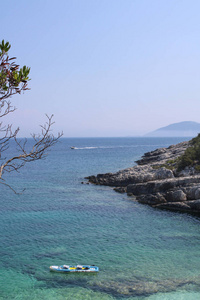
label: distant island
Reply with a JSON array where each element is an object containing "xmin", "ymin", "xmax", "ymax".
[{"xmin": 145, "ymin": 121, "xmax": 200, "ymax": 137}]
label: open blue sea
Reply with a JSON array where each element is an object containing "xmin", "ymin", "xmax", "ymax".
[{"xmin": 1, "ymin": 137, "xmax": 200, "ymax": 300}]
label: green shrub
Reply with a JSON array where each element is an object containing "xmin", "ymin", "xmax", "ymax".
[
  {"xmin": 195, "ymin": 165, "xmax": 200, "ymax": 172},
  {"xmin": 152, "ymin": 163, "xmax": 175, "ymax": 170},
  {"xmin": 177, "ymin": 133, "xmax": 200, "ymax": 171},
  {"xmin": 166, "ymin": 159, "xmax": 175, "ymax": 164}
]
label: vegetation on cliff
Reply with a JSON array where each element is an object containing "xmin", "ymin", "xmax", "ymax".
[
  {"xmin": 177, "ymin": 134, "xmax": 200, "ymax": 171},
  {"xmin": 150, "ymin": 134, "xmax": 200, "ymax": 173}
]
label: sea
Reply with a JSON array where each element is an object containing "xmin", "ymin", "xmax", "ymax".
[{"xmin": 1, "ymin": 137, "xmax": 200, "ymax": 300}]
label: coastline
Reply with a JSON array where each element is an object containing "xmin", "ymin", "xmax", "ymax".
[{"xmin": 86, "ymin": 139, "xmax": 200, "ymax": 214}]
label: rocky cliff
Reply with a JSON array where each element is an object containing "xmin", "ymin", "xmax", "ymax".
[{"xmin": 86, "ymin": 140, "xmax": 200, "ymax": 214}]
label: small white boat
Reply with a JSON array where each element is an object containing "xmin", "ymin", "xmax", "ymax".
[
  {"xmin": 50, "ymin": 264, "xmax": 99, "ymax": 273},
  {"xmin": 70, "ymin": 146, "xmax": 75, "ymax": 149}
]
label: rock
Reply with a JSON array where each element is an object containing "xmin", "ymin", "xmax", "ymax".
[
  {"xmin": 136, "ymin": 193, "xmax": 167, "ymax": 205},
  {"xmin": 156, "ymin": 199, "xmax": 200, "ymax": 213},
  {"xmin": 86, "ymin": 139, "xmax": 200, "ymax": 214},
  {"xmin": 188, "ymin": 199, "xmax": 200, "ymax": 210},
  {"xmin": 185, "ymin": 185, "xmax": 200, "ymax": 200},
  {"xmin": 165, "ymin": 190, "xmax": 187, "ymax": 202},
  {"xmin": 81, "ymin": 181, "xmax": 89, "ymax": 184},
  {"xmin": 195, "ymin": 188, "xmax": 200, "ymax": 199},
  {"xmin": 136, "ymin": 141, "xmax": 189, "ymax": 165},
  {"xmin": 91, "ymin": 277, "xmax": 198, "ymax": 297},
  {"xmin": 155, "ymin": 202, "xmax": 191, "ymax": 212},
  {"xmin": 154, "ymin": 167, "xmax": 174, "ymax": 180},
  {"xmin": 177, "ymin": 166, "xmax": 196, "ymax": 177},
  {"xmin": 113, "ymin": 187, "xmax": 127, "ymax": 193},
  {"xmin": 87, "ymin": 165, "xmax": 174, "ymax": 187}
]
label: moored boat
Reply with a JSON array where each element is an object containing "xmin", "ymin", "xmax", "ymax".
[{"xmin": 50, "ymin": 264, "xmax": 99, "ymax": 273}]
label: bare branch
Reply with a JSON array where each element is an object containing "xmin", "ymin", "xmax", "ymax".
[
  {"xmin": 0, "ymin": 115, "xmax": 63, "ymax": 182},
  {"xmin": 0, "ymin": 100, "xmax": 16, "ymax": 117},
  {"xmin": 0, "ymin": 179, "xmax": 25, "ymax": 194}
]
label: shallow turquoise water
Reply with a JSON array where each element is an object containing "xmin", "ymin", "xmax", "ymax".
[{"xmin": 1, "ymin": 137, "xmax": 200, "ymax": 299}]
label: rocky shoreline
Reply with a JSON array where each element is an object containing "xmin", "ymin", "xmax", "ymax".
[{"xmin": 86, "ymin": 140, "xmax": 200, "ymax": 214}]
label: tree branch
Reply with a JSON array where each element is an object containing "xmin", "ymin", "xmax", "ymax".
[
  {"xmin": 0, "ymin": 40, "xmax": 63, "ymax": 193},
  {"xmin": 0, "ymin": 115, "xmax": 63, "ymax": 190}
]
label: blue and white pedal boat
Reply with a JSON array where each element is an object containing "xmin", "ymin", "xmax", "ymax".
[{"xmin": 50, "ymin": 264, "xmax": 99, "ymax": 273}]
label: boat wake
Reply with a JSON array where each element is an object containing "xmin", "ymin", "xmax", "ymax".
[
  {"xmin": 75, "ymin": 147, "xmax": 99, "ymax": 150},
  {"xmin": 71, "ymin": 145, "xmax": 162, "ymax": 150}
]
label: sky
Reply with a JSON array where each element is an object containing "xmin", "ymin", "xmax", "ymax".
[{"xmin": 1, "ymin": 0, "xmax": 200, "ymax": 137}]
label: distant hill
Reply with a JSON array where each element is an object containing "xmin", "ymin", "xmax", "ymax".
[{"xmin": 145, "ymin": 121, "xmax": 200, "ymax": 137}]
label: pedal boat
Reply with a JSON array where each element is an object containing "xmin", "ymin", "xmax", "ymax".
[{"xmin": 50, "ymin": 264, "xmax": 99, "ymax": 273}]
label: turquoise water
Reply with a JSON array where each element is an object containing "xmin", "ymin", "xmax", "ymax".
[{"xmin": 1, "ymin": 137, "xmax": 200, "ymax": 299}]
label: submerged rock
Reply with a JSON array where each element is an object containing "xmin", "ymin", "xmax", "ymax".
[{"xmin": 91, "ymin": 277, "xmax": 200, "ymax": 297}]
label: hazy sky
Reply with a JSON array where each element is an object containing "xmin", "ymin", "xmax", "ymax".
[{"xmin": 1, "ymin": 0, "xmax": 200, "ymax": 137}]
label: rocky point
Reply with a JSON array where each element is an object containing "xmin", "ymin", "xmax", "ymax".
[{"xmin": 86, "ymin": 140, "xmax": 200, "ymax": 214}]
